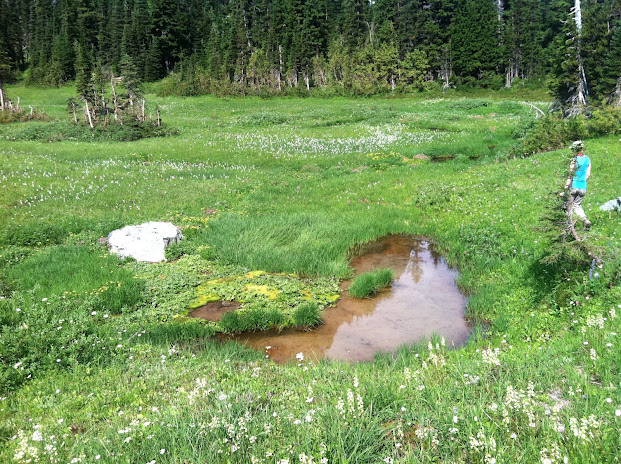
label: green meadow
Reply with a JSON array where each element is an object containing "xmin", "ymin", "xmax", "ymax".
[{"xmin": 0, "ymin": 86, "xmax": 619, "ymax": 463}]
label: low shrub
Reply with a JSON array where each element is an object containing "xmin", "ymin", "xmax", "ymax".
[
  {"xmin": 507, "ymin": 106, "xmax": 621, "ymax": 158},
  {"xmin": 165, "ymin": 241, "xmax": 197, "ymax": 261},
  {"xmin": 0, "ymin": 120, "xmax": 177, "ymax": 142},
  {"xmin": 0, "ymin": 108, "xmax": 48, "ymax": 124},
  {"xmin": 0, "ymin": 217, "xmax": 126, "ymax": 247},
  {"xmin": 0, "ymin": 293, "xmax": 124, "ymax": 392},
  {"xmin": 348, "ymin": 268, "xmax": 394, "ymax": 298},
  {"xmin": 236, "ymin": 112, "xmax": 289, "ymax": 126},
  {"xmin": 586, "ymin": 106, "xmax": 621, "ymax": 136}
]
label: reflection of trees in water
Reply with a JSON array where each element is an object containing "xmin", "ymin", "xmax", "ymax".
[{"xmin": 409, "ymin": 241, "xmax": 432, "ymax": 284}]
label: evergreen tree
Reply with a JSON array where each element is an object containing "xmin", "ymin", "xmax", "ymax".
[
  {"xmin": 120, "ymin": 53, "xmax": 143, "ymax": 108},
  {"xmin": 600, "ymin": 20, "xmax": 621, "ymax": 103},
  {"xmin": 450, "ymin": 0, "xmax": 501, "ymax": 84},
  {"xmin": 398, "ymin": 49, "xmax": 430, "ymax": 91},
  {"xmin": 341, "ymin": 0, "xmax": 369, "ymax": 49},
  {"xmin": 581, "ymin": 1, "xmax": 615, "ymax": 102},
  {"xmin": 0, "ymin": 38, "xmax": 14, "ymax": 110},
  {"xmin": 549, "ymin": 0, "xmax": 588, "ymax": 112},
  {"xmin": 74, "ymin": 40, "xmax": 95, "ymax": 127},
  {"xmin": 151, "ymin": 0, "xmax": 191, "ymax": 73},
  {"xmin": 503, "ymin": 0, "xmax": 544, "ymax": 85},
  {"xmin": 7, "ymin": 0, "xmax": 621, "ymax": 97},
  {"xmin": 300, "ymin": 0, "xmax": 328, "ymax": 83},
  {"xmin": 74, "ymin": 41, "xmax": 93, "ymax": 101},
  {"xmin": 374, "ymin": 42, "xmax": 399, "ymax": 90}
]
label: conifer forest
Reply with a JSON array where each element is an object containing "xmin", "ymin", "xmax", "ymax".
[{"xmin": 1, "ymin": 0, "xmax": 620, "ymax": 102}]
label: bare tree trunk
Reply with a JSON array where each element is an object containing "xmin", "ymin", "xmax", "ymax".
[
  {"xmin": 521, "ymin": 101, "xmax": 546, "ymax": 118},
  {"xmin": 111, "ymin": 79, "xmax": 119, "ymax": 122},
  {"xmin": 613, "ymin": 78, "xmax": 621, "ymax": 106},
  {"xmin": 365, "ymin": 21, "xmax": 375, "ymax": 45},
  {"xmin": 71, "ymin": 101, "xmax": 77, "ymax": 123},
  {"xmin": 304, "ymin": 74, "xmax": 310, "ymax": 91},
  {"xmin": 156, "ymin": 107, "xmax": 161, "ymax": 127},
  {"xmin": 277, "ymin": 45, "xmax": 283, "ymax": 91},
  {"xmin": 0, "ymin": 85, "xmax": 5, "ymax": 110},
  {"xmin": 141, "ymin": 99, "xmax": 145, "ymax": 122},
  {"xmin": 84, "ymin": 99, "xmax": 94, "ymax": 129},
  {"xmin": 571, "ymin": 0, "xmax": 588, "ymax": 109},
  {"xmin": 574, "ymin": 0, "xmax": 582, "ymax": 31},
  {"xmin": 242, "ymin": 9, "xmax": 252, "ymax": 48}
]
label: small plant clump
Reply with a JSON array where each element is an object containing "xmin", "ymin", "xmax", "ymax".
[
  {"xmin": 348, "ymin": 268, "xmax": 394, "ymax": 298},
  {"xmin": 292, "ymin": 302, "xmax": 323, "ymax": 328}
]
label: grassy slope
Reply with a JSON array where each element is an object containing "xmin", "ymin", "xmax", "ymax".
[{"xmin": 0, "ymin": 86, "xmax": 619, "ymax": 463}]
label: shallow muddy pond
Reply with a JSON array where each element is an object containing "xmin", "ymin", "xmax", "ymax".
[{"xmin": 218, "ymin": 235, "xmax": 469, "ymax": 363}]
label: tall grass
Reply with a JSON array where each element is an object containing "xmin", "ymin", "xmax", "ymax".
[
  {"xmin": 202, "ymin": 211, "xmax": 403, "ymax": 278},
  {"xmin": 3, "ymin": 243, "xmax": 145, "ymax": 312}
]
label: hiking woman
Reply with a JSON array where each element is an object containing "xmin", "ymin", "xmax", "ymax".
[{"xmin": 563, "ymin": 140, "xmax": 592, "ymax": 230}]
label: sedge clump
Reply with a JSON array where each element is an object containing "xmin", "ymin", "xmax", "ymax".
[
  {"xmin": 292, "ymin": 302, "xmax": 323, "ymax": 328},
  {"xmin": 348, "ymin": 268, "xmax": 394, "ymax": 298}
]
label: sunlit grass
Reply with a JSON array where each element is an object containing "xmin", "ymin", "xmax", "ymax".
[
  {"xmin": 1, "ymin": 86, "xmax": 620, "ymax": 463},
  {"xmin": 348, "ymin": 268, "xmax": 394, "ymax": 298}
]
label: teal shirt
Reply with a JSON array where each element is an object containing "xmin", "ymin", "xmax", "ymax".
[{"xmin": 572, "ymin": 155, "xmax": 590, "ymax": 190}]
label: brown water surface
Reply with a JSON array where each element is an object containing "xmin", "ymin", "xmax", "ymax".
[{"xmin": 219, "ymin": 235, "xmax": 469, "ymax": 363}]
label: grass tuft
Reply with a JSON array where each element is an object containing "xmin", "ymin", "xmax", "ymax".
[
  {"xmin": 292, "ymin": 302, "xmax": 323, "ymax": 328},
  {"xmin": 348, "ymin": 268, "xmax": 394, "ymax": 298}
]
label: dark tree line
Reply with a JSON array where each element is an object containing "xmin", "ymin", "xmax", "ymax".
[{"xmin": 1, "ymin": 0, "xmax": 620, "ymax": 102}]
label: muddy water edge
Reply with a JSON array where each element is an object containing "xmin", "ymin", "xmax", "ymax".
[{"xmin": 216, "ymin": 235, "xmax": 470, "ymax": 363}]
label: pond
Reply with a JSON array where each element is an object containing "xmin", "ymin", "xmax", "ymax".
[{"xmin": 217, "ymin": 235, "xmax": 470, "ymax": 363}]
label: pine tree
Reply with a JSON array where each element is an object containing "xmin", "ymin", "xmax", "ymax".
[
  {"xmin": 549, "ymin": 0, "xmax": 588, "ymax": 113},
  {"xmin": 0, "ymin": 38, "xmax": 13, "ymax": 110},
  {"xmin": 74, "ymin": 41, "xmax": 95, "ymax": 127},
  {"xmin": 341, "ymin": 0, "xmax": 369, "ymax": 49},
  {"xmin": 75, "ymin": 41, "xmax": 93, "ymax": 101},
  {"xmin": 581, "ymin": 1, "xmax": 616, "ymax": 102},
  {"xmin": 450, "ymin": 0, "xmax": 501, "ymax": 84},
  {"xmin": 151, "ymin": 0, "xmax": 191, "ymax": 73},
  {"xmin": 503, "ymin": 0, "xmax": 544, "ymax": 86},
  {"xmin": 299, "ymin": 0, "xmax": 328, "ymax": 87},
  {"xmin": 374, "ymin": 42, "xmax": 399, "ymax": 91},
  {"xmin": 120, "ymin": 53, "xmax": 143, "ymax": 108},
  {"xmin": 600, "ymin": 20, "xmax": 621, "ymax": 103}
]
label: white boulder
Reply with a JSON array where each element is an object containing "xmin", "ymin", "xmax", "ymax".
[{"xmin": 107, "ymin": 222, "xmax": 183, "ymax": 262}]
